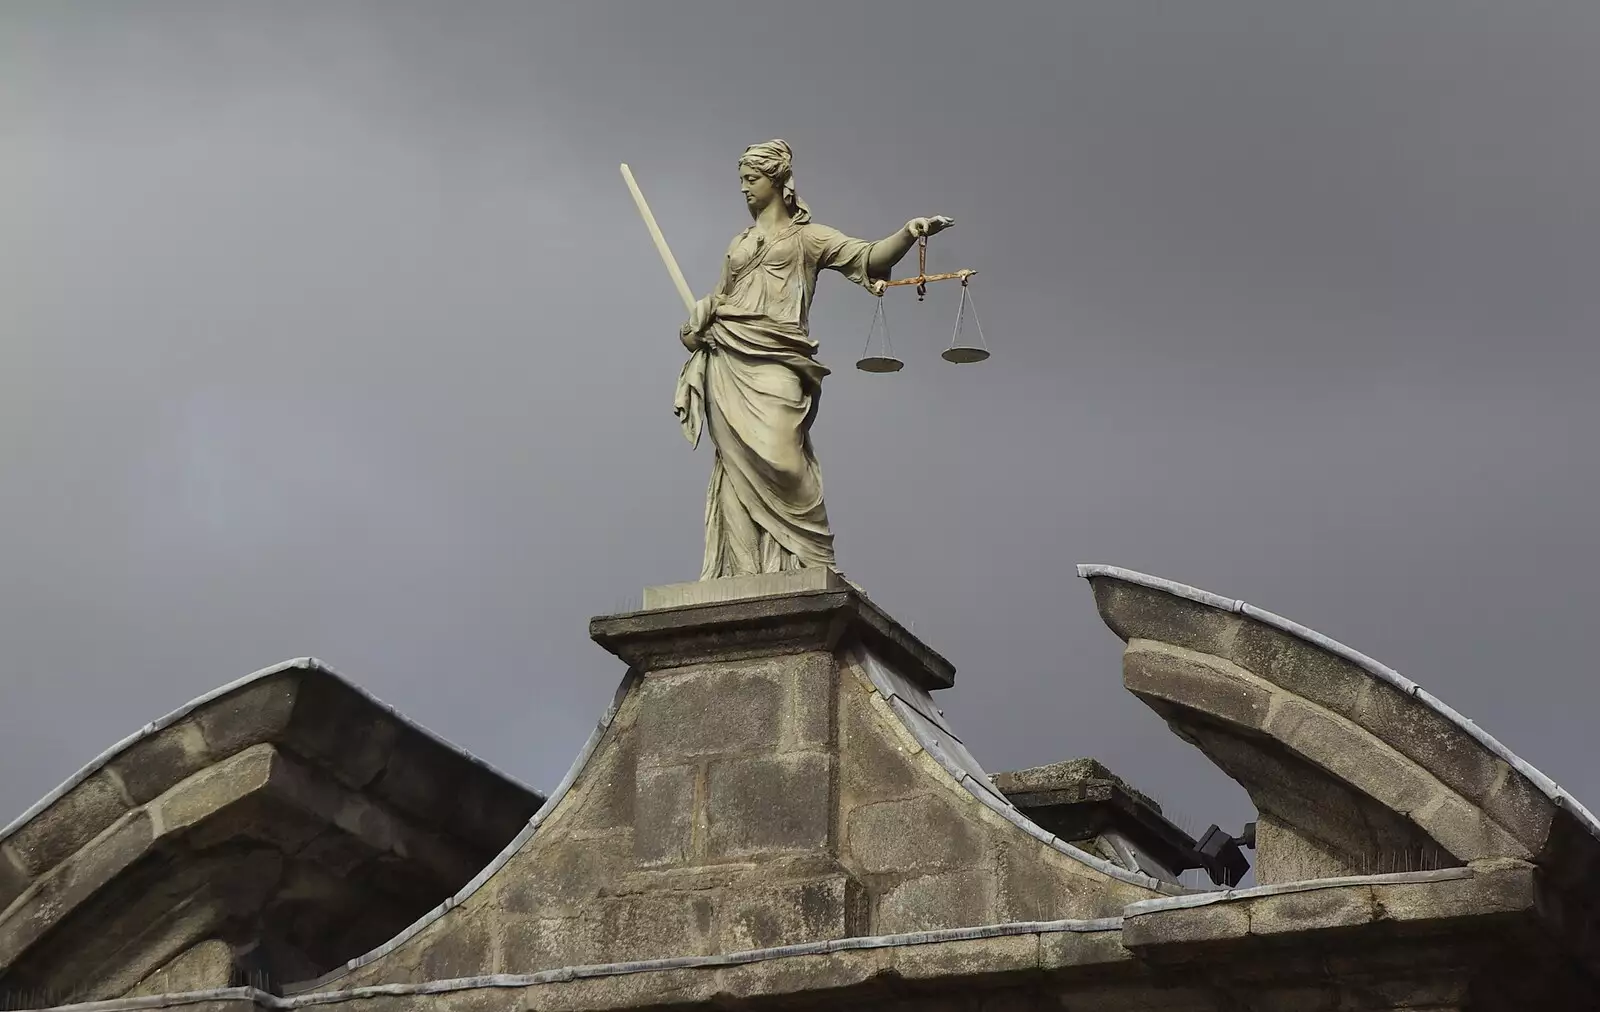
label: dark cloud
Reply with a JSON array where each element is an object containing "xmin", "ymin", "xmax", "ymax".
[{"xmin": 3, "ymin": 0, "xmax": 1596, "ymax": 842}]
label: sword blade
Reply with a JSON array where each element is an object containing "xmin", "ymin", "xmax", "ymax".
[{"xmin": 620, "ymin": 163, "xmax": 696, "ymax": 312}]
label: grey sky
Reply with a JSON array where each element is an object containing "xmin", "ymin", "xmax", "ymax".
[{"xmin": 3, "ymin": 1, "xmax": 1597, "ymax": 845}]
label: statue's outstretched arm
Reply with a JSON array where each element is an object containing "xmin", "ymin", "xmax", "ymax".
[{"xmin": 866, "ymin": 216, "xmax": 955, "ymax": 279}]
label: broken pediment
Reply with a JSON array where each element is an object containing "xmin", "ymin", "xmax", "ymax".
[
  {"xmin": 6, "ymin": 567, "xmax": 1599, "ymax": 1009},
  {"xmin": 1078, "ymin": 564, "xmax": 1600, "ymax": 895},
  {"xmin": 294, "ymin": 568, "xmax": 1179, "ymax": 991},
  {"xmin": 0, "ymin": 659, "xmax": 544, "ymax": 1001}
]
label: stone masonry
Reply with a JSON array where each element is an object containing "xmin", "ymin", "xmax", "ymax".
[{"xmin": 2, "ymin": 566, "xmax": 1597, "ymax": 1009}]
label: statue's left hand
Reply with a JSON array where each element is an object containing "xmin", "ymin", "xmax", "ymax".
[
  {"xmin": 680, "ymin": 294, "xmax": 722, "ymax": 352},
  {"xmin": 908, "ymin": 215, "xmax": 955, "ymax": 238}
]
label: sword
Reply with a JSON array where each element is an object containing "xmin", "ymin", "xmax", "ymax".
[{"xmin": 620, "ymin": 163, "xmax": 696, "ymax": 313}]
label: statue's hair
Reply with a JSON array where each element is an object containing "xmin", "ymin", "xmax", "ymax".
[{"xmin": 739, "ymin": 139, "xmax": 812, "ymax": 223}]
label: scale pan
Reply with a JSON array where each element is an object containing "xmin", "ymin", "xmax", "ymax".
[
  {"xmin": 856, "ymin": 355, "xmax": 905, "ymax": 373},
  {"xmin": 941, "ymin": 347, "xmax": 990, "ymax": 364}
]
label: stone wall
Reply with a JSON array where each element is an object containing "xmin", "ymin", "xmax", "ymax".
[{"xmin": 305, "ymin": 579, "xmax": 1165, "ymax": 990}]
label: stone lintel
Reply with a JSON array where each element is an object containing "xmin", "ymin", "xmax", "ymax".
[{"xmin": 591, "ymin": 573, "xmax": 955, "ymax": 689}]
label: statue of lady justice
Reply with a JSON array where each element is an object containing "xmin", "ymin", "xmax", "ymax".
[{"xmin": 674, "ymin": 139, "xmax": 953, "ymax": 580}]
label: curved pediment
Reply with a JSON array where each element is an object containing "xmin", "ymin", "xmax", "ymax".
[
  {"xmin": 0, "ymin": 659, "xmax": 544, "ymax": 1001},
  {"xmin": 1078, "ymin": 565, "xmax": 1600, "ymax": 890},
  {"xmin": 293, "ymin": 571, "xmax": 1181, "ymax": 993}
]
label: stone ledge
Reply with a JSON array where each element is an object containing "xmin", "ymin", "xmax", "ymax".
[
  {"xmin": 590, "ymin": 583, "xmax": 954, "ymax": 690},
  {"xmin": 1121, "ymin": 866, "xmax": 1536, "ymax": 957},
  {"xmin": 640, "ymin": 569, "xmax": 844, "ymax": 610},
  {"xmin": 24, "ymin": 878, "xmax": 1576, "ymax": 1012}
]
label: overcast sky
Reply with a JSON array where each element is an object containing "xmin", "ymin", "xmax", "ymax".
[{"xmin": 3, "ymin": 1, "xmax": 1597, "ymax": 849}]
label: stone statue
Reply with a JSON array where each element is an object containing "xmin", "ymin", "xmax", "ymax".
[{"xmin": 673, "ymin": 140, "xmax": 953, "ymax": 580}]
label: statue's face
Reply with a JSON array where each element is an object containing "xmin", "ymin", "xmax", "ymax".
[{"xmin": 739, "ymin": 166, "xmax": 778, "ymax": 212}]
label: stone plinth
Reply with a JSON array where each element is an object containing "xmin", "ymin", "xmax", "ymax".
[
  {"xmin": 592, "ymin": 569, "xmax": 953, "ymax": 690},
  {"xmin": 584, "ymin": 571, "xmax": 955, "ymax": 950}
]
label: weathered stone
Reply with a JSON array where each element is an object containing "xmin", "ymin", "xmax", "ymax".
[
  {"xmin": 284, "ymin": 676, "xmax": 400, "ymax": 790},
  {"xmin": 1252, "ymin": 814, "xmax": 1361, "ymax": 884},
  {"xmin": 592, "ymin": 892, "xmax": 717, "ymax": 962},
  {"xmin": 371, "ymin": 728, "xmax": 473, "ymax": 834},
  {"xmin": 783, "ymin": 651, "xmax": 836, "ymax": 751},
  {"xmin": 991, "ymin": 757, "xmax": 1159, "ymax": 811},
  {"xmin": 1089, "ymin": 578, "xmax": 1241, "ymax": 658},
  {"xmin": 840, "ymin": 684, "xmax": 926, "ymax": 803},
  {"xmin": 448, "ymin": 756, "xmax": 545, "ymax": 851},
  {"xmin": 526, "ymin": 966, "xmax": 720, "ymax": 1011},
  {"xmin": 1036, "ymin": 926, "xmax": 1133, "ymax": 969},
  {"xmin": 431, "ymin": 986, "xmax": 525, "ymax": 1012},
  {"xmin": 713, "ymin": 947, "xmax": 889, "ymax": 1003},
  {"xmin": 633, "ymin": 764, "xmax": 697, "ymax": 866},
  {"xmin": 1346, "ymin": 681, "xmax": 1499, "ymax": 799},
  {"xmin": 1122, "ymin": 898, "xmax": 1250, "ymax": 953},
  {"xmin": 876, "ymin": 867, "xmax": 992, "ymax": 934},
  {"xmin": 891, "ymin": 931, "xmax": 1039, "ymax": 981},
  {"xmin": 194, "ymin": 672, "xmax": 299, "ymax": 757},
  {"xmin": 704, "ymin": 752, "xmax": 832, "ymax": 859},
  {"xmin": 1479, "ymin": 761, "xmax": 1558, "ymax": 855},
  {"xmin": 1411, "ymin": 789, "xmax": 1529, "ymax": 861},
  {"xmin": 1229, "ymin": 619, "xmax": 1370, "ymax": 718},
  {"xmin": 285, "ymin": 825, "xmax": 372, "ymax": 878},
  {"xmin": 11, "ymin": 561, "xmax": 1595, "ymax": 1007},
  {"xmin": 0, "ymin": 844, "xmax": 29, "ymax": 914},
  {"xmin": 1246, "ymin": 883, "xmax": 1374, "ymax": 937},
  {"xmin": 152, "ymin": 744, "xmax": 275, "ymax": 834},
  {"xmin": 5, "ymin": 769, "xmax": 131, "ymax": 877},
  {"xmin": 125, "ymin": 938, "xmax": 235, "ymax": 997},
  {"xmin": 1370, "ymin": 865, "xmax": 1535, "ymax": 924},
  {"xmin": 500, "ymin": 837, "xmax": 627, "ymax": 917},
  {"xmin": 1124, "ymin": 643, "xmax": 1272, "ymax": 732},
  {"xmin": 495, "ymin": 915, "xmax": 595, "ymax": 971},
  {"xmin": 108, "ymin": 718, "xmax": 212, "ymax": 805},
  {"xmin": 577, "ymin": 732, "xmax": 634, "ymax": 831},
  {"xmin": 995, "ymin": 846, "xmax": 1091, "ymax": 922},
  {"xmin": 1264, "ymin": 699, "xmax": 1437, "ymax": 819},
  {"xmin": 418, "ymin": 917, "xmax": 492, "ymax": 982},
  {"xmin": 719, "ymin": 875, "xmax": 863, "ymax": 950},
  {"xmin": 848, "ymin": 793, "xmax": 983, "ymax": 875},
  {"xmin": 636, "ymin": 663, "xmax": 784, "ymax": 765},
  {"xmin": 0, "ymin": 809, "xmax": 155, "ymax": 965}
]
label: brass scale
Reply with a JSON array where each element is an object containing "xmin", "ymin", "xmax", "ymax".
[{"xmin": 621, "ymin": 164, "xmax": 990, "ymax": 373}]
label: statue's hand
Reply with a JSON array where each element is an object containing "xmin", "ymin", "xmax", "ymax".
[
  {"xmin": 679, "ymin": 295, "xmax": 721, "ymax": 351},
  {"xmin": 907, "ymin": 215, "xmax": 955, "ymax": 239}
]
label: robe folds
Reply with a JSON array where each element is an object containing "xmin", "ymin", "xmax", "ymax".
[{"xmin": 674, "ymin": 219, "xmax": 877, "ymax": 579}]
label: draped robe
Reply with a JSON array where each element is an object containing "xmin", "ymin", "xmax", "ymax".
[{"xmin": 674, "ymin": 220, "xmax": 877, "ymax": 579}]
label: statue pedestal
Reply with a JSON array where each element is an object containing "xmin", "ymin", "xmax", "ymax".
[
  {"xmin": 582, "ymin": 570, "xmax": 954, "ymax": 952},
  {"xmin": 593, "ymin": 569, "xmax": 951, "ymax": 690}
]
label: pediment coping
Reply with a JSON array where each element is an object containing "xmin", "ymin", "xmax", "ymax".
[{"xmin": 1077, "ymin": 564, "xmax": 1600, "ymax": 843}]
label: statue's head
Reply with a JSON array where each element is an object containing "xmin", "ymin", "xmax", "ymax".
[{"xmin": 738, "ymin": 139, "xmax": 810, "ymax": 222}]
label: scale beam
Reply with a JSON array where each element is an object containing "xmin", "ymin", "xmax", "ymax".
[{"xmin": 875, "ymin": 269, "xmax": 977, "ymax": 291}]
